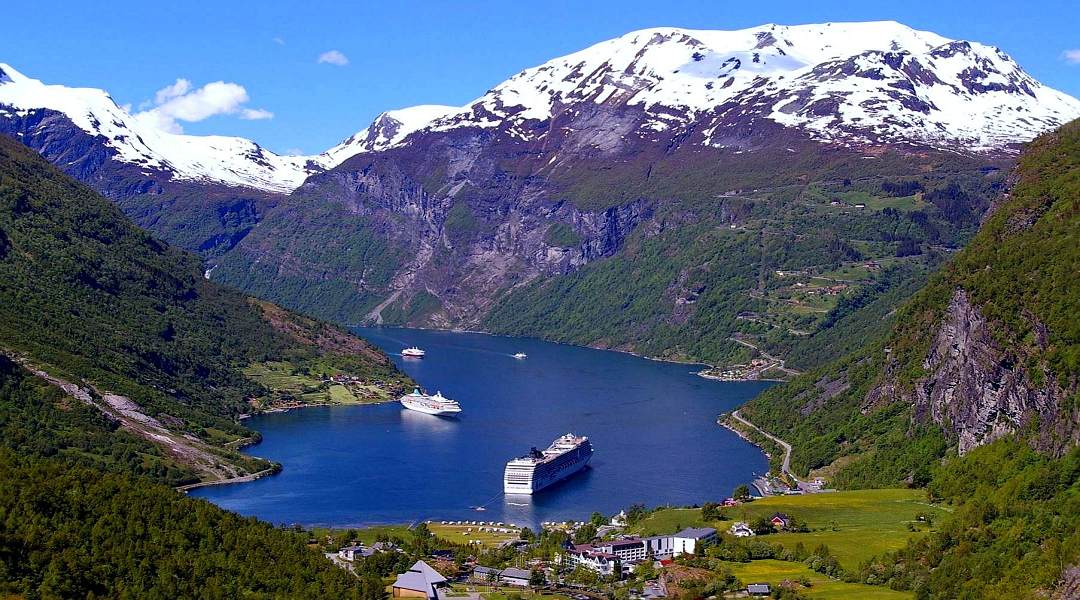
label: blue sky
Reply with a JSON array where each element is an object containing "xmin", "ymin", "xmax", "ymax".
[{"xmin": 2, "ymin": 0, "xmax": 1078, "ymax": 154}]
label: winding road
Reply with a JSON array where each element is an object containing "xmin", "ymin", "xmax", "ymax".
[{"xmin": 731, "ymin": 409, "xmax": 799, "ymax": 484}]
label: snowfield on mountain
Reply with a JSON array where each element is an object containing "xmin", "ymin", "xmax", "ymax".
[{"xmin": 2, "ymin": 21, "xmax": 1077, "ymax": 194}]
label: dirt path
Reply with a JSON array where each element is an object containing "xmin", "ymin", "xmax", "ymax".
[{"xmin": 10, "ymin": 353, "xmax": 265, "ymax": 485}]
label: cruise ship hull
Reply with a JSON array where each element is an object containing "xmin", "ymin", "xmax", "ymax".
[
  {"xmin": 504, "ymin": 456, "xmax": 591, "ymax": 494},
  {"xmin": 400, "ymin": 397, "xmax": 461, "ymax": 416},
  {"xmin": 504, "ymin": 435, "xmax": 593, "ymax": 494}
]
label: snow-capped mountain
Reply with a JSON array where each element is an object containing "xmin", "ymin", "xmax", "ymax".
[
  {"xmin": 0, "ymin": 63, "xmax": 325, "ymax": 192},
  {"xmin": 323, "ymin": 105, "xmax": 459, "ymax": 164},
  {"xmin": 347, "ymin": 21, "xmax": 1079, "ymax": 153},
  {"xmin": 2, "ymin": 21, "xmax": 1078, "ymax": 197}
]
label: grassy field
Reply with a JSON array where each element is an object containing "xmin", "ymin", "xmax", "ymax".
[
  {"xmin": 446, "ymin": 589, "xmax": 567, "ymax": 600},
  {"xmin": 632, "ymin": 489, "xmax": 949, "ymax": 571},
  {"xmin": 428, "ymin": 522, "xmax": 522, "ymax": 548},
  {"xmin": 725, "ymin": 560, "xmax": 912, "ymax": 599},
  {"xmin": 309, "ymin": 524, "xmax": 412, "ymax": 547},
  {"xmin": 244, "ymin": 361, "xmax": 393, "ymax": 407}
]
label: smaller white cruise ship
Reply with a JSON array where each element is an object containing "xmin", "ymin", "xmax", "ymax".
[
  {"xmin": 504, "ymin": 433, "xmax": 592, "ymax": 494},
  {"xmin": 401, "ymin": 347, "xmax": 425, "ymax": 357},
  {"xmin": 399, "ymin": 388, "xmax": 462, "ymax": 416},
  {"xmin": 513, "ymin": 352, "xmax": 527, "ymax": 359}
]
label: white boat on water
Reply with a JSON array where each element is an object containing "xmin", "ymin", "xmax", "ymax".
[
  {"xmin": 399, "ymin": 388, "xmax": 462, "ymax": 416},
  {"xmin": 504, "ymin": 433, "xmax": 592, "ymax": 494},
  {"xmin": 401, "ymin": 347, "xmax": 425, "ymax": 358},
  {"xmin": 513, "ymin": 352, "xmax": 527, "ymax": 359}
]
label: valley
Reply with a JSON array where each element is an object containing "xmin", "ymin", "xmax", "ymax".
[{"xmin": 0, "ymin": 11, "xmax": 1078, "ymax": 600}]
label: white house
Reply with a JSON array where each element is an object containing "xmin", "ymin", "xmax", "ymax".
[
  {"xmin": 562, "ymin": 545, "xmax": 620, "ymax": 577},
  {"xmin": 337, "ymin": 544, "xmax": 370, "ymax": 561},
  {"xmin": 500, "ymin": 567, "xmax": 532, "ymax": 587},
  {"xmin": 672, "ymin": 527, "xmax": 717, "ymax": 554},
  {"xmin": 729, "ymin": 522, "xmax": 755, "ymax": 537}
]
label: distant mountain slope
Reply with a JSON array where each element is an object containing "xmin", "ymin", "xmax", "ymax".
[
  {"xmin": 4, "ymin": 22, "xmax": 1078, "ymax": 368},
  {"xmin": 0, "ymin": 134, "xmax": 407, "ymax": 483},
  {"xmin": 739, "ymin": 119, "xmax": 1080, "ymax": 486}
]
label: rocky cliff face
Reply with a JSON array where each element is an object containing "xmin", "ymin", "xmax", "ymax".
[
  {"xmin": 910, "ymin": 289, "xmax": 1078, "ymax": 455},
  {"xmin": 231, "ymin": 133, "xmax": 658, "ymax": 327}
]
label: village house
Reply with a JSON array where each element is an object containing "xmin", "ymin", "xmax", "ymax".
[
  {"xmin": 770, "ymin": 513, "xmax": 791, "ymax": 530},
  {"xmin": 564, "ymin": 527, "xmax": 718, "ymax": 576},
  {"xmin": 729, "ymin": 522, "xmax": 755, "ymax": 537},
  {"xmin": 748, "ymin": 582, "xmax": 772, "ymax": 596},
  {"xmin": 337, "ymin": 544, "xmax": 373, "ymax": 561},
  {"xmin": 472, "ymin": 566, "xmax": 501, "ymax": 583},
  {"xmin": 561, "ymin": 544, "xmax": 622, "ymax": 576},
  {"xmin": 392, "ymin": 560, "xmax": 447, "ymax": 600},
  {"xmin": 672, "ymin": 527, "xmax": 717, "ymax": 554},
  {"xmin": 499, "ymin": 567, "xmax": 533, "ymax": 587}
]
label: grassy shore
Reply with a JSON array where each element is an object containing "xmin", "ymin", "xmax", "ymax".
[
  {"xmin": 244, "ymin": 360, "xmax": 396, "ymax": 410},
  {"xmin": 631, "ymin": 489, "xmax": 949, "ymax": 571},
  {"xmin": 428, "ymin": 522, "xmax": 522, "ymax": 548}
]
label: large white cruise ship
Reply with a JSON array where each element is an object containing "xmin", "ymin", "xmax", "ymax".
[
  {"xmin": 504, "ymin": 433, "xmax": 593, "ymax": 494},
  {"xmin": 399, "ymin": 388, "xmax": 462, "ymax": 416}
]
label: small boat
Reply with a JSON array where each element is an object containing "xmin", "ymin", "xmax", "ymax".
[
  {"xmin": 513, "ymin": 352, "xmax": 527, "ymax": 359},
  {"xmin": 399, "ymin": 388, "xmax": 462, "ymax": 416},
  {"xmin": 401, "ymin": 347, "xmax": 426, "ymax": 358}
]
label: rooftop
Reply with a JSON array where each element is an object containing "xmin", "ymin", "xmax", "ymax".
[{"xmin": 675, "ymin": 527, "xmax": 717, "ymax": 539}]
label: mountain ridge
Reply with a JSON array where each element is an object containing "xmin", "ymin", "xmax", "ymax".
[{"xmin": 2, "ymin": 21, "xmax": 1077, "ymax": 197}]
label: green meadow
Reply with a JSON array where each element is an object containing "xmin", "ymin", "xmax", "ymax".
[
  {"xmin": 726, "ymin": 560, "xmax": 912, "ymax": 599},
  {"xmin": 632, "ymin": 489, "xmax": 949, "ymax": 571}
]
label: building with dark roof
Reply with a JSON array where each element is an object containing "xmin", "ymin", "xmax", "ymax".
[
  {"xmin": 499, "ymin": 567, "xmax": 533, "ymax": 587},
  {"xmin": 392, "ymin": 560, "xmax": 447, "ymax": 599},
  {"xmin": 747, "ymin": 582, "xmax": 771, "ymax": 596}
]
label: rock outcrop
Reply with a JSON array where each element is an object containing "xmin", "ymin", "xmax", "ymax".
[{"xmin": 910, "ymin": 289, "xmax": 1078, "ymax": 455}]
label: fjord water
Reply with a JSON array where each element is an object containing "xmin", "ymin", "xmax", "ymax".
[{"xmin": 191, "ymin": 328, "xmax": 772, "ymax": 527}]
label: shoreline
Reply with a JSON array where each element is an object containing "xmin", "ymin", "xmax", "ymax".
[
  {"xmin": 355, "ymin": 323, "xmax": 716, "ymax": 369},
  {"xmin": 199, "ymin": 329, "xmax": 777, "ymax": 526},
  {"xmin": 177, "ymin": 465, "xmax": 280, "ymax": 492},
  {"xmin": 357, "ymin": 323, "xmax": 797, "ymax": 383}
]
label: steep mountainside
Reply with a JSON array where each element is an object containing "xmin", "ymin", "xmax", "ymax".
[
  {"xmin": 209, "ymin": 22, "xmax": 1077, "ymax": 367},
  {"xmin": 0, "ymin": 135, "xmax": 407, "ymax": 484},
  {"xmin": 739, "ymin": 119, "xmax": 1079, "ymax": 486},
  {"xmin": 0, "ymin": 137, "xmax": 408, "ymax": 596},
  {"xmin": 4, "ymin": 22, "xmax": 1079, "ymax": 367}
]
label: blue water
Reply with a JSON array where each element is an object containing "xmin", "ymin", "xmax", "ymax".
[{"xmin": 190, "ymin": 327, "xmax": 773, "ymax": 527}]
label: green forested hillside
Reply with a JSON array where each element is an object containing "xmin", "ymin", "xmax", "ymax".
[
  {"xmin": 735, "ymin": 121, "xmax": 1080, "ymax": 598},
  {"xmin": 0, "ymin": 135, "xmax": 407, "ymax": 474},
  {"xmin": 859, "ymin": 440, "xmax": 1080, "ymax": 598},
  {"xmin": 0, "ymin": 448, "xmax": 383, "ymax": 599},
  {"xmin": 0, "ymin": 136, "xmax": 406, "ymax": 596},
  {"xmin": 484, "ymin": 162, "xmax": 990, "ymax": 367},
  {"xmin": 740, "ymin": 120, "xmax": 1080, "ymax": 485}
]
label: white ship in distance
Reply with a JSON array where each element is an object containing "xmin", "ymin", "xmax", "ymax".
[
  {"xmin": 399, "ymin": 388, "xmax": 462, "ymax": 416},
  {"xmin": 401, "ymin": 347, "xmax": 425, "ymax": 357},
  {"xmin": 504, "ymin": 433, "xmax": 592, "ymax": 494}
]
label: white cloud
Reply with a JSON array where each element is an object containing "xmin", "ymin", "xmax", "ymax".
[
  {"xmin": 273, "ymin": 36, "xmax": 286, "ymax": 45},
  {"xmin": 240, "ymin": 107, "xmax": 274, "ymax": 120},
  {"xmin": 134, "ymin": 79, "xmax": 273, "ymax": 133},
  {"xmin": 317, "ymin": 50, "xmax": 349, "ymax": 66},
  {"xmin": 154, "ymin": 78, "xmax": 192, "ymax": 104},
  {"xmin": 1063, "ymin": 49, "xmax": 1080, "ymax": 64}
]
